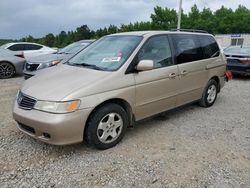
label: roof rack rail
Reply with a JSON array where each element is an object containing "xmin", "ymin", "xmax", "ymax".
[{"xmin": 170, "ymin": 29, "xmax": 208, "ymax": 33}]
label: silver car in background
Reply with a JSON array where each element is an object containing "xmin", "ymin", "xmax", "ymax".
[
  {"xmin": 0, "ymin": 49, "xmax": 26, "ymax": 79},
  {"xmin": 1, "ymin": 42, "xmax": 57, "ymax": 59},
  {"xmin": 23, "ymin": 40, "xmax": 94, "ymax": 79}
]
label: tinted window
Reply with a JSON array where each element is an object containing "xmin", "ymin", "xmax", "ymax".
[
  {"xmin": 24, "ymin": 44, "xmax": 43, "ymax": 50},
  {"xmin": 138, "ymin": 35, "xmax": 173, "ymax": 68},
  {"xmin": 200, "ymin": 35, "xmax": 220, "ymax": 58},
  {"xmin": 8, "ymin": 44, "xmax": 25, "ymax": 51},
  {"xmin": 59, "ymin": 42, "xmax": 90, "ymax": 54},
  {"xmin": 171, "ymin": 34, "xmax": 203, "ymax": 64}
]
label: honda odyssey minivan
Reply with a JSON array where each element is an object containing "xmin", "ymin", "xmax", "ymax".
[{"xmin": 13, "ymin": 31, "xmax": 231, "ymax": 149}]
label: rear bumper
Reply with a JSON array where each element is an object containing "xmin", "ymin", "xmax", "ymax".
[
  {"xmin": 14, "ymin": 59, "xmax": 26, "ymax": 75},
  {"xmin": 219, "ymin": 75, "xmax": 226, "ymax": 91},
  {"xmin": 13, "ymin": 101, "xmax": 93, "ymax": 145}
]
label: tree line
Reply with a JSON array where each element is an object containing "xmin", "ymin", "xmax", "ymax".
[{"xmin": 18, "ymin": 4, "xmax": 250, "ymax": 48}]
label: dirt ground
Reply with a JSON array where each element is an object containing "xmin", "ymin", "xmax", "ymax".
[{"xmin": 0, "ymin": 76, "xmax": 250, "ymax": 188}]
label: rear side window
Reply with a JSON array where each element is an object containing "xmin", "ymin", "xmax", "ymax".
[
  {"xmin": 8, "ymin": 44, "xmax": 25, "ymax": 51},
  {"xmin": 199, "ymin": 35, "xmax": 220, "ymax": 58},
  {"xmin": 24, "ymin": 44, "xmax": 43, "ymax": 50},
  {"xmin": 171, "ymin": 34, "xmax": 203, "ymax": 64}
]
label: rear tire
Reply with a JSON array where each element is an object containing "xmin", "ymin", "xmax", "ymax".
[
  {"xmin": 0, "ymin": 62, "xmax": 15, "ymax": 79},
  {"xmin": 199, "ymin": 79, "xmax": 218, "ymax": 107},
  {"xmin": 84, "ymin": 103, "xmax": 128, "ymax": 150}
]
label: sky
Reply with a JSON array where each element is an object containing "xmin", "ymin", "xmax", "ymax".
[{"xmin": 0, "ymin": 0, "xmax": 249, "ymax": 39}]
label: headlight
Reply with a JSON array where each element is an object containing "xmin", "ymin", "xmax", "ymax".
[
  {"xmin": 34, "ymin": 100, "xmax": 80, "ymax": 113},
  {"xmin": 46, "ymin": 60, "xmax": 61, "ymax": 67}
]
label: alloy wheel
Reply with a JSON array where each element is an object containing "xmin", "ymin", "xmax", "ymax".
[{"xmin": 97, "ymin": 113, "xmax": 123, "ymax": 144}]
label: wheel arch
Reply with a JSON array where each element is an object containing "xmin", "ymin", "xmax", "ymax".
[
  {"xmin": 84, "ymin": 98, "xmax": 134, "ymax": 134},
  {"xmin": 210, "ymin": 75, "xmax": 220, "ymax": 92}
]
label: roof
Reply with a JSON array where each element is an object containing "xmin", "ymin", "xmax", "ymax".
[
  {"xmin": 5, "ymin": 42, "xmax": 45, "ymax": 46},
  {"xmin": 75, "ymin": 39, "xmax": 95, "ymax": 44},
  {"xmin": 109, "ymin": 30, "xmax": 213, "ymax": 37}
]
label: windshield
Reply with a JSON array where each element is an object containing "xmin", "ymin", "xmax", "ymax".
[
  {"xmin": 224, "ymin": 46, "xmax": 250, "ymax": 55},
  {"xmin": 59, "ymin": 42, "xmax": 90, "ymax": 54},
  {"xmin": 67, "ymin": 35, "xmax": 143, "ymax": 71}
]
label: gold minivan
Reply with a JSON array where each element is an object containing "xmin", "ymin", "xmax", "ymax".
[{"xmin": 13, "ymin": 31, "xmax": 231, "ymax": 149}]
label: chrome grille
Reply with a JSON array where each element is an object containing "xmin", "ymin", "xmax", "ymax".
[{"xmin": 17, "ymin": 91, "xmax": 37, "ymax": 110}]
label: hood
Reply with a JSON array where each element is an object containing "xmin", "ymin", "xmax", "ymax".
[
  {"xmin": 26, "ymin": 53, "xmax": 71, "ymax": 64},
  {"xmin": 224, "ymin": 52, "xmax": 250, "ymax": 58},
  {"xmin": 21, "ymin": 64, "xmax": 111, "ymax": 101}
]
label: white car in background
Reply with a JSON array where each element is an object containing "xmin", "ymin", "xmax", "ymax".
[{"xmin": 1, "ymin": 42, "xmax": 57, "ymax": 58}]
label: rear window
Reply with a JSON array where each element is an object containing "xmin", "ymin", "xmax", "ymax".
[
  {"xmin": 171, "ymin": 34, "xmax": 203, "ymax": 64},
  {"xmin": 199, "ymin": 35, "xmax": 220, "ymax": 58},
  {"xmin": 24, "ymin": 44, "xmax": 43, "ymax": 50}
]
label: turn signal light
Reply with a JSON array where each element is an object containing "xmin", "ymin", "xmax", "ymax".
[{"xmin": 15, "ymin": 53, "xmax": 25, "ymax": 58}]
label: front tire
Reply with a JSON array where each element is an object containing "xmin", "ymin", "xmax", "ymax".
[
  {"xmin": 84, "ymin": 103, "xmax": 128, "ymax": 149},
  {"xmin": 199, "ymin": 79, "xmax": 218, "ymax": 107},
  {"xmin": 0, "ymin": 62, "xmax": 15, "ymax": 79}
]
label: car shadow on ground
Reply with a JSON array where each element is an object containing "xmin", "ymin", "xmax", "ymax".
[{"xmin": 232, "ymin": 74, "xmax": 250, "ymax": 80}]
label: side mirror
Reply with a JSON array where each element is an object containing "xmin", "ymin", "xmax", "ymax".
[{"xmin": 136, "ymin": 60, "xmax": 154, "ymax": 71}]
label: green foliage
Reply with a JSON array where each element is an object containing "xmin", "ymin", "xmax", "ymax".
[
  {"xmin": 8, "ymin": 4, "xmax": 250, "ymax": 48},
  {"xmin": 0, "ymin": 39, "xmax": 14, "ymax": 46},
  {"xmin": 151, "ymin": 6, "xmax": 177, "ymax": 30}
]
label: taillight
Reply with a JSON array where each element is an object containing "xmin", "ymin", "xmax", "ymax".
[
  {"xmin": 15, "ymin": 53, "xmax": 25, "ymax": 58},
  {"xmin": 239, "ymin": 58, "xmax": 250, "ymax": 63},
  {"xmin": 225, "ymin": 70, "xmax": 233, "ymax": 81}
]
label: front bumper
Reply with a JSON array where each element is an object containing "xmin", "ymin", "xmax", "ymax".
[
  {"xmin": 227, "ymin": 63, "xmax": 250, "ymax": 76},
  {"xmin": 13, "ymin": 101, "xmax": 93, "ymax": 145},
  {"xmin": 23, "ymin": 70, "xmax": 36, "ymax": 79}
]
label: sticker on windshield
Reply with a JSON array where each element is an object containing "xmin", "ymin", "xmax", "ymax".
[
  {"xmin": 117, "ymin": 52, "xmax": 123, "ymax": 57},
  {"xmin": 102, "ymin": 57, "xmax": 121, "ymax": 63}
]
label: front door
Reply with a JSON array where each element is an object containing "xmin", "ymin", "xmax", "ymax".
[{"xmin": 134, "ymin": 35, "xmax": 179, "ymax": 120}]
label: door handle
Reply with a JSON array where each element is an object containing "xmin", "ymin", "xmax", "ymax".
[
  {"xmin": 181, "ymin": 70, "xmax": 188, "ymax": 75},
  {"xmin": 169, "ymin": 72, "xmax": 176, "ymax": 79}
]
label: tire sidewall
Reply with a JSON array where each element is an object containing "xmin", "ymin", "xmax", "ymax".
[
  {"xmin": 85, "ymin": 103, "xmax": 128, "ymax": 149},
  {"xmin": 203, "ymin": 80, "xmax": 218, "ymax": 107}
]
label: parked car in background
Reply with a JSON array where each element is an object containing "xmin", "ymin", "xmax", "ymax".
[
  {"xmin": 224, "ymin": 46, "xmax": 250, "ymax": 76},
  {"xmin": 13, "ymin": 31, "xmax": 231, "ymax": 149},
  {"xmin": 23, "ymin": 40, "xmax": 94, "ymax": 79},
  {"xmin": 0, "ymin": 49, "xmax": 25, "ymax": 79},
  {"xmin": 0, "ymin": 42, "xmax": 57, "ymax": 59}
]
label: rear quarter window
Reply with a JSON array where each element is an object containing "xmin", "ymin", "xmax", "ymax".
[
  {"xmin": 199, "ymin": 35, "xmax": 220, "ymax": 58},
  {"xmin": 171, "ymin": 34, "xmax": 203, "ymax": 64}
]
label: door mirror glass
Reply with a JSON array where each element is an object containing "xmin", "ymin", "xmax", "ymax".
[{"xmin": 136, "ymin": 60, "xmax": 154, "ymax": 71}]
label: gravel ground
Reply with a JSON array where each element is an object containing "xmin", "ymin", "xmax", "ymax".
[{"xmin": 0, "ymin": 76, "xmax": 250, "ymax": 188}]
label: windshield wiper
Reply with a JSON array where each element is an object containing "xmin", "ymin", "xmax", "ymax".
[
  {"xmin": 75, "ymin": 63, "xmax": 106, "ymax": 71},
  {"xmin": 58, "ymin": 51, "xmax": 70, "ymax": 54}
]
